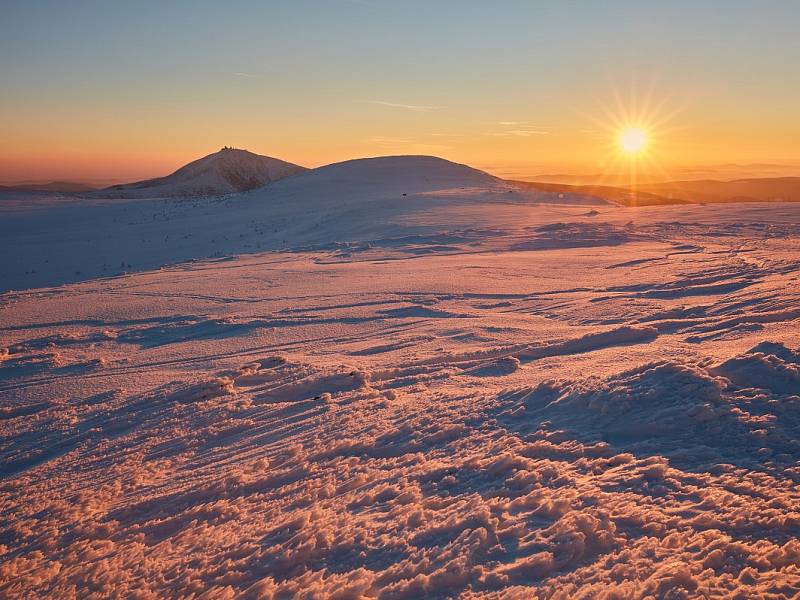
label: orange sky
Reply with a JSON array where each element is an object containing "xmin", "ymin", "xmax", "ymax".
[{"xmin": 2, "ymin": 2, "xmax": 799, "ymax": 184}]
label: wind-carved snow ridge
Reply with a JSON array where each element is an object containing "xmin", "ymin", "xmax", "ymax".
[{"xmin": 1, "ymin": 197, "xmax": 800, "ymax": 598}]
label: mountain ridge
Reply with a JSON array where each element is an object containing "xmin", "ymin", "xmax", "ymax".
[{"xmin": 75, "ymin": 147, "xmax": 800, "ymax": 205}]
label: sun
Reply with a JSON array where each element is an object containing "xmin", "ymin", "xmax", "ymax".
[
  {"xmin": 580, "ymin": 83, "xmax": 684, "ymax": 193},
  {"xmin": 619, "ymin": 127, "xmax": 648, "ymax": 154}
]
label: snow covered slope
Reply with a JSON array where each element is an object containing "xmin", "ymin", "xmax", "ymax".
[
  {"xmin": 1, "ymin": 155, "xmax": 602, "ymax": 292},
  {"xmin": 1, "ymin": 199, "xmax": 799, "ymax": 598},
  {"xmin": 98, "ymin": 147, "xmax": 306, "ymax": 198}
]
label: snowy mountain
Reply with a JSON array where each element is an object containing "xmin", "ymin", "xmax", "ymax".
[
  {"xmin": 275, "ymin": 154, "xmax": 500, "ymax": 194},
  {"xmin": 98, "ymin": 147, "xmax": 306, "ymax": 198},
  {"xmin": 1, "ymin": 154, "xmax": 602, "ymax": 291}
]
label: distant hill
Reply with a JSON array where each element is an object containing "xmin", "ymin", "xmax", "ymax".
[
  {"xmin": 0, "ymin": 181, "xmax": 99, "ymax": 193},
  {"xmin": 96, "ymin": 148, "xmax": 306, "ymax": 198},
  {"xmin": 275, "ymin": 154, "xmax": 501, "ymax": 193},
  {"xmin": 516, "ymin": 176, "xmax": 800, "ymax": 206},
  {"xmin": 638, "ymin": 177, "xmax": 800, "ymax": 203},
  {"xmin": 249, "ymin": 154, "xmax": 601, "ymax": 205},
  {"xmin": 512, "ymin": 181, "xmax": 686, "ymax": 207}
]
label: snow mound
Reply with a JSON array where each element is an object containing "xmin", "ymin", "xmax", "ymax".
[
  {"xmin": 712, "ymin": 341, "xmax": 800, "ymax": 395},
  {"xmin": 98, "ymin": 148, "xmax": 306, "ymax": 198},
  {"xmin": 261, "ymin": 154, "xmax": 500, "ymax": 197},
  {"xmin": 497, "ymin": 349, "xmax": 800, "ymax": 469},
  {"xmin": 502, "ymin": 361, "xmax": 726, "ymax": 439}
]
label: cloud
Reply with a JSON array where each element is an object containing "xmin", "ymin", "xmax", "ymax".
[
  {"xmin": 361, "ymin": 100, "xmax": 443, "ymax": 112},
  {"xmin": 363, "ymin": 136, "xmax": 414, "ymax": 145},
  {"xmin": 490, "ymin": 130, "xmax": 550, "ymax": 137},
  {"xmin": 495, "ymin": 121, "xmax": 550, "ymax": 135},
  {"xmin": 234, "ymin": 72, "xmax": 256, "ymax": 78},
  {"xmin": 362, "ymin": 136, "xmax": 452, "ymax": 153}
]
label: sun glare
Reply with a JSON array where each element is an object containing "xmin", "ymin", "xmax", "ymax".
[
  {"xmin": 619, "ymin": 127, "xmax": 648, "ymax": 154},
  {"xmin": 580, "ymin": 82, "xmax": 686, "ymax": 193}
]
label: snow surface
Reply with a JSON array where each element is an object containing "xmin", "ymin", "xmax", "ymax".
[
  {"xmin": 1, "ymin": 156, "xmax": 601, "ymax": 292},
  {"xmin": 1, "ymin": 157, "xmax": 800, "ymax": 598},
  {"xmin": 94, "ymin": 148, "xmax": 306, "ymax": 199}
]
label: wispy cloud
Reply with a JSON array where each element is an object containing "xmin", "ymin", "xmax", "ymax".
[
  {"xmin": 234, "ymin": 72, "xmax": 256, "ymax": 78},
  {"xmin": 494, "ymin": 121, "xmax": 550, "ymax": 135},
  {"xmin": 362, "ymin": 136, "xmax": 452, "ymax": 153},
  {"xmin": 489, "ymin": 130, "xmax": 550, "ymax": 137},
  {"xmin": 363, "ymin": 136, "xmax": 414, "ymax": 145},
  {"xmin": 361, "ymin": 100, "xmax": 443, "ymax": 112}
]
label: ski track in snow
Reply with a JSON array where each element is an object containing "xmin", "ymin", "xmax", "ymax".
[{"xmin": 1, "ymin": 167, "xmax": 800, "ymax": 598}]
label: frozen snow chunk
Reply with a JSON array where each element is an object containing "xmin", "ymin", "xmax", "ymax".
[
  {"xmin": 170, "ymin": 377, "xmax": 237, "ymax": 403},
  {"xmin": 712, "ymin": 342, "xmax": 800, "ymax": 395},
  {"xmin": 465, "ymin": 356, "xmax": 520, "ymax": 377}
]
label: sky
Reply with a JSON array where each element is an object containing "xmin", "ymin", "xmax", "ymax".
[{"xmin": 1, "ymin": 0, "xmax": 799, "ymax": 183}]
